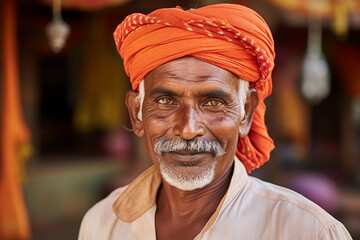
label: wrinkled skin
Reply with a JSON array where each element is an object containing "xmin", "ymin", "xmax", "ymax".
[{"xmin": 126, "ymin": 56, "xmax": 258, "ymax": 240}]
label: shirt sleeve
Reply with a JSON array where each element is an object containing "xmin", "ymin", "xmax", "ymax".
[
  {"xmin": 78, "ymin": 215, "xmax": 90, "ymax": 240},
  {"xmin": 320, "ymin": 223, "xmax": 353, "ymax": 240}
]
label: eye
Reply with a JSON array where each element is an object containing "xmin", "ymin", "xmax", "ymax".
[
  {"xmin": 204, "ymin": 99, "xmax": 223, "ymax": 107},
  {"xmin": 157, "ymin": 97, "xmax": 175, "ymax": 105}
]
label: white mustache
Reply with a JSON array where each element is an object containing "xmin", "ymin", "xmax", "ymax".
[{"xmin": 154, "ymin": 138, "xmax": 225, "ymax": 157}]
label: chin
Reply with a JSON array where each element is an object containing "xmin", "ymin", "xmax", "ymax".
[{"xmin": 159, "ymin": 160, "xmax": 216, "ymax": 191}]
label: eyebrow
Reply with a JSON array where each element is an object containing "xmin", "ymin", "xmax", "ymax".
[
  {"xmin": 199, "ymin": 90, "xmax": 231, "ymax": 99},
  {"xmin": 149, "ymin": 87, "xmax": 180, "ymax": 97},
  {"xmin": 149, "ymin": 87, "xmax": 232, "ymax": 100}
]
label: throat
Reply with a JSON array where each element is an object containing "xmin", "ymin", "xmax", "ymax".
[
  {"xmin": 155, "ymin": 212, "xmax": 210, "ymax": 240},
  {"xmin": 155, "ymin": 187, "xmax": 225, "ymax": 240},
  {"xmin": 154, "ymin": 164, "xmax": 234, "ymax": 239}
]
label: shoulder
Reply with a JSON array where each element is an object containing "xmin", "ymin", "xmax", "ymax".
[
  {"xmin": 246, "ymin": 176, "xmax": 334, "ymax": 223},
  {"xmin": 86, "ymin": 186, "xmax": 126, "ymax": 219},
  {"xmin": 239, "ymin": 177, "xmax": 351, "ymax": 239},
  {"xmin": 78, "ymin": 186, "xmax": 128, "ymax": 239}
]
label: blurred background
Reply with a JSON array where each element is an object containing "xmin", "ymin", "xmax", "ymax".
[{"xmin": 0, "ymin": 0, "xmax": 359, "ymax": 239}]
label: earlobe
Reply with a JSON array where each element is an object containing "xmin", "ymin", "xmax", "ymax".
[
  {"xmin": 239, "ymin": 90, "xmax": 259, "ymax": 138},
  {"xmin": 125, "ymin": 90, "xmax": 144, "ymax": 137}
]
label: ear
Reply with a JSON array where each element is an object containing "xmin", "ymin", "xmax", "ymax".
[
  {"xmin": 125, "ymin": 90, "xmax": 144, "ymax": 137},
  {"xmin": 239, "ymin": 90, "xmax": 259, "ymax": 138}
]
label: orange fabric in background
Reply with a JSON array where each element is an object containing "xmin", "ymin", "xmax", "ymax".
[
  {"xmin": 113, "ymin": 4, "xmax": 275, "ymax": 173},
  {"xmin": 0, "ymin": 0, "xmax": 32, "ymax": 239}
]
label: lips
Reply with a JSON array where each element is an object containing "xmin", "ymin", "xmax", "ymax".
[
  {"xmin": 170, "ymin": 149, "xmax": 204, "ymax": 155},
  {"xmin": 162, "ymin": 151, "xmax": 212, "ymax": 167}
]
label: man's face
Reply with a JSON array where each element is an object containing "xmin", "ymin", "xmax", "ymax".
[{"xmin": 129, "ymin": 56, "xmax": 248, "ymax": 191}]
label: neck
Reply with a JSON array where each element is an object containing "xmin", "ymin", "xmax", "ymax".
[{"xmin": 156, "ymin": 163, "xmax": 234, "ymax": 217}]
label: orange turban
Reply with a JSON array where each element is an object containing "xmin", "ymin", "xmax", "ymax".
[{"xmin": 113, "ymin": 4, "xmax": 275, "ymax": 173}]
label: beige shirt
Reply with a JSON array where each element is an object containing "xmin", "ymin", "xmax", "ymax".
[{"xmin": 79, "ymin": 159, "xmax": 352, "ymax": 240}]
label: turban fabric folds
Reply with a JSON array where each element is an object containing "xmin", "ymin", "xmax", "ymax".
[{"xmin": 113, "ymin": 4, "xmax": 275, "ymax": 173}]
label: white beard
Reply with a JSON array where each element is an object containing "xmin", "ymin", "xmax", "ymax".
[{"xmin": 158, "ymin": 160, "xmax": 216, "ymax": 191}]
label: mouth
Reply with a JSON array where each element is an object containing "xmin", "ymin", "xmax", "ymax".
[
  {"xmin": 170, "ymin": 149, "xmax": 204, "ymax": 155},
  {"xmin": 162, "ymin": 151, "xmax": 212, "ymax": 167}
]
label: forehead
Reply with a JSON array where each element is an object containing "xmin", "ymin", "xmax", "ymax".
[{"xmin": 144, "ymin": 56, "xmax": 239, "ymax": 93}]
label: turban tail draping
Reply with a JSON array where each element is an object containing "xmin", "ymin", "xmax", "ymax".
[{"xmin": 113, "ymin": 4, "xmax": 275, "ymax": 173}]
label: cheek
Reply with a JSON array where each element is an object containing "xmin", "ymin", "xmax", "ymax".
[
  {"xmin": 142, "ymin": 122, "xmax": 164, "ymax": 168},
  {"xmin": 209, "ymin": 115, "xmax": 240, "ymax": 174},
  {"xmin": 143, "ymin": 113, "xmax": 174, "ymax": 134},
  {"xmin": 143, "ymin": 102, "xmax": 175, "ymax": 128},
  {"xmin": 142, "ymin": 108, "xmax": 175, "ymax": 155},
  {"xmin": 205, "ymin": 114, "xmax": 240, "ymax": 141},
  {"xmin": 205, "ymin": 114, "xmax": 241, "ymax": 163}
]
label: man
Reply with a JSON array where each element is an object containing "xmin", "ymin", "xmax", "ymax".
[{"xmin": 79, "ymin": 4, "xmax": 352, "ymax": 239}]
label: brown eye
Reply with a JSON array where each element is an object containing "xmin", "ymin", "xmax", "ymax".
[
  {"xmin": 157, "ymin": 97, "xmax": 174, "ymax": 105},
  {"xmin": 204, "ymin": 100, "xmax": 222, "ymax": 106}
]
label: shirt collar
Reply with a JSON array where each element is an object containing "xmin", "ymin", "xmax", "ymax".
[
  {"xmin": 112, "ymin": 166, "xmax": 161, "ymax": 222},
  {"xmin": 112, "ymin": 157, "xmax": 248, "ymax": 223}
]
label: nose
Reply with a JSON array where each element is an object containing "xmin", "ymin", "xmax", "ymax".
[{"xmin": 173, "ymin": 104, "xmax": 205, "ymax": 140}]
